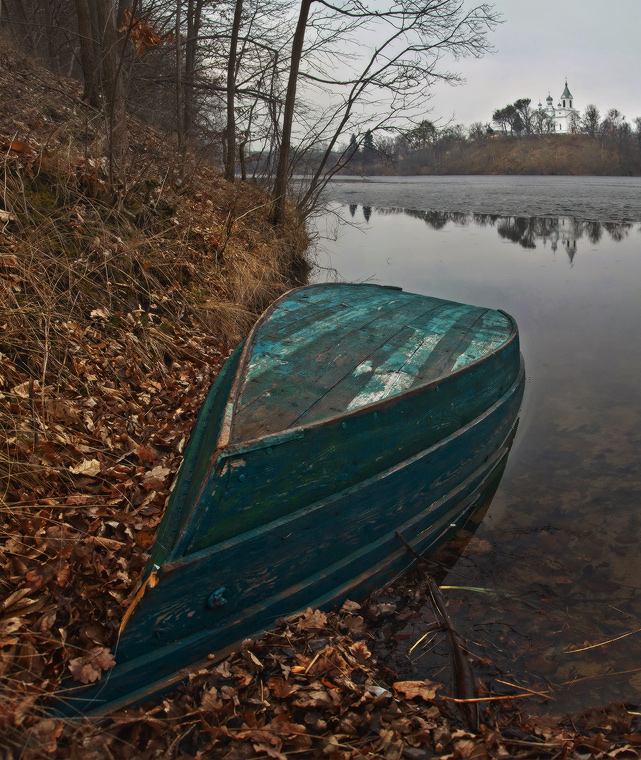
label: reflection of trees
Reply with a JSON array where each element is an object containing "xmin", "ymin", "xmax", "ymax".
[
  {"xmin": 375, "ymin": 208, "xmax": 469, "ymax": 229},
  {"xmin": 603, "ymin": 222, "xmax": 629, "ymax": 242},
  {"xmin": 496, "ymin": 217, "xmax": 537, "ymax": 249},
  {"xmin": 472, "ymin": 213, "xmax": 501, "ymax": 227},
  {"xmin": 585, "ymin": 221, "xmax": 602, "ymax": 244},
  {"xmin": 345, "ymin": 206, "xmax": 632, "ymax": 264}
]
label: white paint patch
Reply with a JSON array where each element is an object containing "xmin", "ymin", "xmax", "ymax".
[
  {"xmin": 347, "ymin": 331, "xmax": 443, "ymax": 411},
  {"xmin": 353, "ymin": 360, "xmax": 373, "ymax": 376}
]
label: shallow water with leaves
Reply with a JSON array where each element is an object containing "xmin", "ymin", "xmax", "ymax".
[{"xmin": 314, "ymin": 175, "xmax": 641, "ymax": 714}]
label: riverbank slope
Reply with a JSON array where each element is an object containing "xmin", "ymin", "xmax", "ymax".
[{"xmin": 0, "ymin": 45, "xmax": 309, "ymax": 751}]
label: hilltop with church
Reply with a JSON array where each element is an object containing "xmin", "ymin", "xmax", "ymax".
[
  {"xmin": 356, "ymin": 78, "xmax": 641, "ymax": 175},
  {"xmin": 538, "ymin": 81, "xmax": 580, "ymax": 133}
]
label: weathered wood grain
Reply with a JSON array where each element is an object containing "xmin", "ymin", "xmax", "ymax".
[
  {"xmin": 234, "ymin": 298, "xmax": 450, "ymax": 436},
  {"xmin": 232, "ymin": 284, "xmax": 513, "ymax": 439}
]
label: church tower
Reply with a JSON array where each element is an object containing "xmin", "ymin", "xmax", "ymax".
[
  {"xmin": 540, "ymin": 82, "xmax": 579, "ymax": 133},
  {"xmin": 560, "ymin": 81, "xmax": 573, "ymax": 109}
]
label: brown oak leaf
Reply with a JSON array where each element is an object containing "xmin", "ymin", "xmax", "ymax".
[
  {"xmin": 68, "ymin": 646, "xmax": 116, "ymax": 683},
  {"xmin": 393, "ymin": 680, "xmax": 440, "ymax": 701},
  {"xmin": 30, "ymin": 719, "xmax": 63, "ymax": 753}
]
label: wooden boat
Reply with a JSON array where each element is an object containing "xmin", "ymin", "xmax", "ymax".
[{"xmin": 60, "ymin": 283, "xmax": 525, "ymax": 714}]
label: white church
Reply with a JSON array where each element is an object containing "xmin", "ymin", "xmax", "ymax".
[{"xmin": 538, "ymin": 81, "xmax": 580, "ymax": 133}]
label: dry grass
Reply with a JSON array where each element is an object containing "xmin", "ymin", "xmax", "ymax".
[{"xmin": 0, "ymin": 47, "xmax": 309, "ymax": 754}]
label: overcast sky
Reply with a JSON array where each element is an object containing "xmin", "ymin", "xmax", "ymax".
[{"xmin": 427, "ymin": 0, "xmax": 641, "ymax": 128}]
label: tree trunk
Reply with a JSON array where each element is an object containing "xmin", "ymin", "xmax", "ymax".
[
  {"xmin": 1, "ymin": 0, "xmax": 36, "ymax": 52},
  {"xmin": 94, "ymin": 0, "xmax": 131, "ymax": 181},
  {"xmin": 271, "ymin": 0, "xmax": 312, "ymax": 225},
  {"xmin": 238, "ymin": 138, "xmax": 247, "ymax": 181},
  {"xmin": 74, "ymin": 0, "xmax": 101, "ymax": 107},
  {"xmin": 39, "ymin": 0, "xmax": 58, "ymax": 71},
  {"xmin": 224, "ymin": 0, "xmax": 243, "ymax": 182},
  {"xmin": 182, "ymin": 0, "xmax": 203, "ymax": 152},
  {"xmin": 175, "ymin": 0, "xmax": 183, "ymax": 151}
]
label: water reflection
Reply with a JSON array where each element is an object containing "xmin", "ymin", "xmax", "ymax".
[
  {"xmin": 369, "ymin": 427, "xmax": 518, "ymax": 699},
  {"xmin": 353, "ymin": 207, "xmax": 634, "ymax": 264},
  {"xmin": 315, "ymin": 199, "xmax": 641, "ymax": 714}
]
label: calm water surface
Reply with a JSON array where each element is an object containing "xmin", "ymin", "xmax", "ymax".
[{"xmin": 314, "ymin": 176, "xmax": 641, "ymax": 715}]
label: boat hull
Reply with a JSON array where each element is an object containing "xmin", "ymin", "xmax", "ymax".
[{"xmin": 58, "ymin": 358, "xmax": 524, "ymax": 715}]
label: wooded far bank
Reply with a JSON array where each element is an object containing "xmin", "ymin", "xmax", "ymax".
[{"xmin": 340, "ymin": 133, "xmax": 641, "ymax": 177}]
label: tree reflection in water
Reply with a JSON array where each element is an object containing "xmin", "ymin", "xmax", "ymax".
[{"xmin": 358, "ymin": 207, "xmax": 633, "ymax": 266}]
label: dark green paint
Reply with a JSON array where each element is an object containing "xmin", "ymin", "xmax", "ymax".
[{"xmin": 55, "ymin": 283, "xmax": 524, "ymax": 716}]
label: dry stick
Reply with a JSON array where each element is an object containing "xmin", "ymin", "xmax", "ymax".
[
  {"xmin": 217, "ymin": 196, "xmax": 239, "ymax": 260},
  {"xmin": 40, "ymin": 315, "xmax": 50, "ymax": 430},
  {"xmin": 564, "ymin": 626, "xmax": 641, "ymax": 653},
  {"xmin": 396, "ymin": 531, "xmax": 479, "ymax": 731},
  {"xmin": 28, "ymin": 379, "xmax": 38, "ymax": 446}
]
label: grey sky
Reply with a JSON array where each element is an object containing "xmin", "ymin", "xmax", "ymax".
[{"xmin": 427, "ymin": 0, "xmax": 641, "ymax": 128}]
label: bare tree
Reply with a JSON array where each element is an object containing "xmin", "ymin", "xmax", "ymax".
[
  {"xmin": 271, "ymin": 0, "xmax": 501, "ymax": 223},
  {"xmin": 531, "ymin": 106, "xmax": 553, "ymax": 135},
  {"xmin": 1, "ymin": 0, "xmax": 80, "ymax": 74},
  {"xmin": 182, "ymin": 0, "xmax": 204, "ymax": 150},
  {"xmin": 271, "ymin": 0, "xmax": 312, "ymax": 222},
  {"xmin": 580, "ymin": 104, "xmax": 600, "ymax": 137},
  {"xmin": 468, "ymin": 121, "xmax": 486, "ymax": 142},
  {"xmin": 94, "ymin": 0, "xmax": 134, "ymax": 179},
  {"xmin": 224, "ymin": 0, "xmax": 244, "ymax": 180},
  {"xmin": 74, "ymin": 0, "xmax": 102, "ymax": 106},
  {"xmin": 634, "ymin": 117, "xmax": 641, "ymax": 149}
]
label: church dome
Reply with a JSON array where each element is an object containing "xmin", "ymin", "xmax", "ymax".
[{"xmin": 561, "ymin": 81, "xmax": 573, "ymax": 99}]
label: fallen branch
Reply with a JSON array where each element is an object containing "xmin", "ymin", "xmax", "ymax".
[
  {"xmin": 565, "ymin": 626, "xmax": 641, "ymax": 653},
  {"xmin": 396, "ymin": 530, "xmax": 479, "ymax": 731}
]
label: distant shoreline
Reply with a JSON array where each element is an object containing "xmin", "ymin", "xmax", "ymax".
[{"xmin": 338, "ymin": 134, "xmax": 641, "ymax": 178}]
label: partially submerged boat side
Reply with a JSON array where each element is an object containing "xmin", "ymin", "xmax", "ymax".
[{"xmin": 58, "ymin": 283, "xmax": 525, "ymax": 715}]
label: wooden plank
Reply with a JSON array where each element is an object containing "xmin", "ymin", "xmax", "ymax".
[
  {"xmin": 413, "ymin": 308, "xmax": 488, "ymax": 381},
  {"xmin": 240, "ymin": 286, "xmax": 411, "ymax": 387},
  {"xmin": 296, "ymin": 303, "xmax": 484, "ymax": 423},
  {"xmin": 450, "ymin": 310, "xmax": 514, "ymax": 371},
  {"xmin": 186, "ymin": 341, "xmax": 521, "ymax": 550},
  {"xmin": 145, "ymin": 341, "xmax": 244, "ymax": 569},
  {"xmin": 233, "ymin": 299, "xmax": 478, "ymax": 439},
  {"xmin": 305, "ymin": 307, "xmax": 503, "ymax": 420},
  {"xmin": 237, "ymin": 293, "xmax": 443, "ymax": 407},
  {"xmin": 255, "ymin": 283, "xmax": 405, "ymax": 336}
]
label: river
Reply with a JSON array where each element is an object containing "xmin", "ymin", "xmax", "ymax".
[{"xmin": 313, "ymin": 175, "xmax": 641, "ymax": 715}]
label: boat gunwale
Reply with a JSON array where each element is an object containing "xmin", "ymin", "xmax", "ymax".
[
  {"xmin": 218, "ymin": 282, "xmax": 520, "ymax": 456},
  {"xmin": 165, "ymin": 357, "xmax": 525, "ymax": 574}
]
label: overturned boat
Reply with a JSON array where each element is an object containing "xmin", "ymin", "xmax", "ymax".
[{"xmin": 61, "ymin": 282, "xmax": 525, "ymax": 714}]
